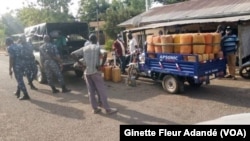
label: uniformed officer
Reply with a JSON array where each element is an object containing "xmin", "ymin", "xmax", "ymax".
[
  {"xmin": 39, "ymin": 35, "xmax": 71, "ymax": 93},
  {"xmin": 6, "ymin": 37, "xmax": 30, "ymax": 100},
  {"xmin": 18, "ymin": 35, "xmax": 38, "ymax": 90}
]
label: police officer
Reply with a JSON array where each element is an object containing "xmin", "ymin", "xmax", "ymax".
[
  {"xmin": 6, "ymin": 37, "xmax": 30, "ymax": 100},
  {"xmin": 18, "ymin": 35, "xmax": 38, "ymax": 90},
  {"xmin": 39, "ymin": 35, "xmax": 71, "ymax": 93}
]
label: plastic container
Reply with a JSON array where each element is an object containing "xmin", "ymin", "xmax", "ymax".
[
  {"xmin": 112, "ymin": 66, "xmax": 121, "ymax": 82},
  {"xmin": 153, "ymin": 35, "xmax": 162, "ymax": 53},
  {"xmin": 192, "ymin": 33, "xmax": 205, "ymax": 54},
  {"xmin": 161, "ymin": 35, "xmax": 174, "ymax": 53},
  {"xmin": 212, "ymin": 33, "xmax": 222, "ymax": 53},
  {"xmin": 103, "ymin": 66, "xmax": 112, "ymax": 81},
  {"xmin": 147, "ymin": 35, "xmax": 155, "ymax": 53},
  {"xmin": 173, "ymin": 34, "xmax": 181, "ymax": 53},
  {"xmin": 180, "ymin": 34, "xmax": 192, "ymax": 54}
]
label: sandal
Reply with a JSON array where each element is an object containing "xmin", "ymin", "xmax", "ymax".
[
  {"xmin": 232, "ymin": 77, "xmax": 237, "ymax": 80},
  {"xmin": 106, "ymin": 108, "xmax": 118, "ymax": 115},
  {"xmin": 224, "ymin": 75, "xmax": 232, "ymax": 78},
  {"xmin": 92, "ymin": 108, "xmax": 102, "ymax": 114}
]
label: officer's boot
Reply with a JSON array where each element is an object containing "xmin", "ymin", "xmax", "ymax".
[
  {"xmin": 51, "ymin": 86, "xmax": 60, "ymax": 94},
  {"xmin": 61, "ymin": 85, "xmax": 71, "ymax": 93},
  {"xmin": 14, "ymin": 89, "xmax": 20, "ymax": 98},
  {"xmin": 29, "ymin": 82, "xmax": 38, "ymax": 90},
  {"xmin": 19, "ymin": 92, "xmax": 30, "ymax": 100}
]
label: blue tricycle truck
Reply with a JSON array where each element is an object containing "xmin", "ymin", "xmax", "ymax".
[{"xmin": 128, "ymin": 52, "xmax": 226, "ymax": 94}]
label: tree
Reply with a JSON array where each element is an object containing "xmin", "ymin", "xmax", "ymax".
[
  {"xmin": 17, "ymin": 8, "xmax": 75, "ymax": 27},
  {"xmin": 78, "ymin": 0, "xmax": 110, "ymax": 23},
  {"xmin": 0, "ymin": 22, "xmax": 6, "ymax": 48},
  {"xmin": 16, "ymin": 0, "xmax": 76, "ymax": 27},
  {"xmin": 1, "ymin": 13, "xmax": 24, "ymax": 36},
  {"xmin": 102, "ymin": 0, "xmax": 145, "ymax": 39},
  {"xmin": 37, "ymin": 0, "xmax": 71, "ymax": 13}
]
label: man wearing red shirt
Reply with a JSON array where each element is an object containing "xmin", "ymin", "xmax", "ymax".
[{"xmin": 112, "ymin": 34, "xmax": 126, "ymax": 74}]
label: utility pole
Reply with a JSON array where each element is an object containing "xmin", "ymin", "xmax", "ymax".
[
  {"xmin": 96, "ymin": 0, "xmax": 99, "ymax": 44},
  {"xmin": 146, "ymin": 0, "xmax": 149, "ymax": 11}
]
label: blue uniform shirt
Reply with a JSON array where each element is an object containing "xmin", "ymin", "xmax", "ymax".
[{"xmin": 7, "ymin": 43, "xmax": 24, "ymax": 66}]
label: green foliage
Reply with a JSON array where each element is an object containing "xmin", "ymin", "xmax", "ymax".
[
  {"xmin": 37, "ymin": 0, "xmax": 71, "ymax": 13},
  {"xmin": 0, "ymin": 0, "xmax": 190, "ymax": 44},
  {"xmin": 16, "ymin": 8, "xmax": 75, "ymax": 27},
  {"xmin": 78, "ymin": 0, "xmax": 110, "ymax": 22},
  {"xmin": 16, "ymin": 0, "xmax": 75, "ymax": 27},
  {"xmin": 104, "ymin": 39, "xmax": 114, "ymax": 51},
  {"xmin": 1, "ymin": 13, "xmax": 24, "ymax": 36},
  {"xmin": 101, "ymin": 0, "xmax": 145, "ymax": 39}
]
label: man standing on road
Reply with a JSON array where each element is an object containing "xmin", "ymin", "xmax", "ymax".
[
  {"xmin": 18, "ymin": 35, "xmax": 38, "ymax": 90},
  {"xmin": 112, "ymin": 34, "xmax": 126, "ymax": 74},
  {"xmin": 127, "ymin": 32, "xmax": 138, "ymax": 64},
  {"xmin": 6, "ymin": 37, "xmax": 30, "ymax": 100},
  {"xmin": 39, "ymin": 35, "xmax": 71, "ymax": 94},
  {"xmin": 221, "ymin": 26, "xmax": 239, "ymax": 80},
  {"xmin": 71, "ymin": 34, "xmax": 118, "ymax": 115}
]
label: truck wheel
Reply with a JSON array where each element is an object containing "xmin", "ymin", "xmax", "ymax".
[
  {"xmin": 128, "ymin": 66, "xmax": 140, "ymax": 80},
  {"xmin": 36, "ymin": 64, "xmax": 46, "ymax": 84},
  {"xmin": 75, "ymin": 70, "xmax": 83, "ymax": 77},
  {"xmin": 162, "ymin": 75, "xmax": 181, "ymax": 94}
]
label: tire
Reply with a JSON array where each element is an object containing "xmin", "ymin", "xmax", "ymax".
[
  {"xmin": 36, "ymin": 64, "xmax": 46, "ymax": 84},
  {"xmin": 129, "ymin": 67, "xmax": 140, "ymax": 80},
  {"xmin": 162, "ymin": 75, "xmax": 182, "ymax": 94},
  {"xmin": 75, "ymin": 70, "xmax": 83, "ymax": 77},
  {"xmin": 239, "ymin": 65, "xmax": 250, "ymax": 79}
]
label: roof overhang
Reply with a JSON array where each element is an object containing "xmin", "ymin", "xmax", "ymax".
[{"xmin": 126, "ymin": 15, "xmax": 250, "ymax": 32}]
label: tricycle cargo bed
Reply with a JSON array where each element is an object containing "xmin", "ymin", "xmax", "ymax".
[
  {"xmin": 145, "ymin": 53, "xmax": 226, "ymax": 78},
  {"xmin": 137, "ymin": 53, "xmax": 226, "ymax": 94}
]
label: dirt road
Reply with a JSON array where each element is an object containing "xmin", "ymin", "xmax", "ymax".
[{"xmin": 1, "ymin": 54, "xmax": 250, "ymax": 141}]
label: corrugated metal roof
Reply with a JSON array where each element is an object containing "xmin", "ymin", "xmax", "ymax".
[
  {"xmin": 127, "ymin": 15, "xmax": 250, "ymax": 32},
  {"xmin": 118, "ymin": 0, "xmax": 250, "ymax": 27}
]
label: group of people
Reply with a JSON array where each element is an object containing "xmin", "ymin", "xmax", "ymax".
[
  {"xmin": 7, "ymin": 35, "xmax": 39, "ymax": 100},
  {"xmin": 216, "ymin": 25, "xmax": 239, "ymax": 80},
  {"xmin": 6, "ymin": 24, "xmax": 237, "ymax": 113},
  {"xmin": 112, "ymin": 32, "xmax": 139, "ymax": 74},
  {"xmin": 6, "ymin": 33, "xmax": 118, "ymax": 115},
  {"xmin": 6, "ymin": 35, "xmax": 71, "ymax": 100}
]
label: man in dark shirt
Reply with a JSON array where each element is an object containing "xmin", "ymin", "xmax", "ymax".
[
  {"xmin": 7, "ymin": 37, "xmax": 30, "ymax": 100},
  {"xmin": 39, "ymin": 35, "xmax": 71, "ymax": 93},
  {"xmin": 112, "ymin": 34, "xmax": 126, "ymax": 74},
  {"xmin": 18, "ymin": 35, "xmax": 38, "ymax": 90}
]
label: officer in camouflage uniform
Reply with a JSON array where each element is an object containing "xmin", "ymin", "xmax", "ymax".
[
  {"xmin": 6, "ymin": 37, "xmax": 30, "ymax": 100},
  {"xmin": 18, "ymin": 35, "xmax": 38, "ymax": 90},
  {"xmin": 39, "ymin": 35, "xmax": 71, "ymax": 93}
]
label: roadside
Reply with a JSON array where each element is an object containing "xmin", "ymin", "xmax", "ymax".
[
  {"xmin": 1, "ymin": 54, "xmax": 250, "ymax": 141},
  {"xmin": 0, "ymin": 47, "xmax": 8, "ymax": 56}
]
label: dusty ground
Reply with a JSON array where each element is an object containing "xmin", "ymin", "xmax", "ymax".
[{"xmin": 1, "ymin": 54, "xmax": 250, "ymax": 141}]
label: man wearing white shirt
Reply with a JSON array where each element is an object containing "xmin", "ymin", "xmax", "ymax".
[
  {"xmin": 127, "ymin": 33, "xmax": 138, "ymax": 63},
  {"xmin": 128, "ymin": 33, "xmax": 138, "ymax": 54}
]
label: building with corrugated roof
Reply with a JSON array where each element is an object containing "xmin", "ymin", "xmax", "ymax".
[{"xmin": 118, "ymin": 0, "xmax": 250, "ymax": 65}]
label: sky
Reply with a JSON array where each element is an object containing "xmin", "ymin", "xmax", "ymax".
[{"xmin": 0, "ymin": 0, "xmax": 80, "ymax": 16}]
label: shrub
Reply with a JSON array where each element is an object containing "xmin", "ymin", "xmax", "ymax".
[{"xmin": 104, "ymin": 39, "xmax": 114, "ymax": 51}]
